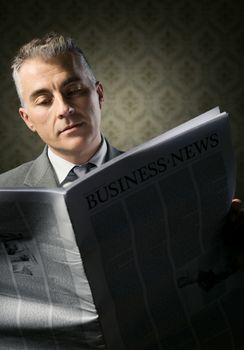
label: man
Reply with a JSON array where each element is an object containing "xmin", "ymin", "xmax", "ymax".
[
  {"xmin": 0, "ymin": 32, "xmax": 121, "ymax": 188},
  {"xmin": 0, "ymin": 33, "xmax": 123, "ymax": 349},
  {"xmin": 0, "ymin": 33, "xmax": 243, "ymax": 349}
]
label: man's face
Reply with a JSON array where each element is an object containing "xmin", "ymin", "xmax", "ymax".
[{"xmin": 18, "ymin": 53, "xmax": 103, "ymax": 163}]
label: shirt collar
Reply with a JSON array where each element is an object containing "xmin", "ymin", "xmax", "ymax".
[{"xmin": 48, "ymin": 137, "xmax": 107, "ymax": 185}]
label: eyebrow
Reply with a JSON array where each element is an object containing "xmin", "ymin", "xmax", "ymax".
[
  {"xmin": 29, "ymin": 76, "xmax": 83, "ymax": 101},
  {"xmin": 62, "ymin": 76, "xmax": 82, "ymax": 87}
]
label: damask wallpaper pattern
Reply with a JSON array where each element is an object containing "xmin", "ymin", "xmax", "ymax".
[{"xmin": 0, "ymin": 0, "xmax": 244, "ymax": 196}]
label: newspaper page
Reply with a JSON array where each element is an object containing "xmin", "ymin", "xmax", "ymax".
[
  {"xmin": 0, "ymin": 107, "xmax": 241, "ymax": 350},
  {"xmin": 65, "ymin": 107, "xmax": 244, "ymax": 350},
  {"xmin": 0, "ymin": 190, "xmax": 106, "ymax": 349}
]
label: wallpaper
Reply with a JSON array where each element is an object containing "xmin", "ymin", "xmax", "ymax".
[{"xmin": 0, "ymin": 0, "xmax": 244, "ymax": 196}]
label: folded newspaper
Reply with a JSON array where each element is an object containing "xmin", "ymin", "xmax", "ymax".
[{"xmin": 1, "ymin": 107, "xmax": 243, "ymax": 350}]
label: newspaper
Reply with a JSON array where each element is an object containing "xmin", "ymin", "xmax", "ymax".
[{"xmin": 0, "ymin": 107, "xmax": 243, "ymax": 349}]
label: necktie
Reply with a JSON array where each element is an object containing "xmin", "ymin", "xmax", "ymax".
[
  {"xmin": 73, "ymin": 163, "xmax": 96, "ymax": 177},
  {"xmin": 62, "ymin": 163, "xmax": 96, "ymax": 186}
]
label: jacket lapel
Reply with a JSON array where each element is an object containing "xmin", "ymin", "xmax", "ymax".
[
  {"xmin": 24, "ymin": 147, "xmax": 58, "ymax": 188},
  {"xmin": 105, "ymin": 140, "xmax": 123, "ymax": 161}
]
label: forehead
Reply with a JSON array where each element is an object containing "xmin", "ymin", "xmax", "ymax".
[{"xmin": 18, "ymin": 53, "xmax": 89, "ymax": 88}]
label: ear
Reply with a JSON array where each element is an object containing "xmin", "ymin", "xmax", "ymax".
[
  {"xmin": 95, "ymin": 81, "xmax": 104, "ymax": 109},
  {"xmin": 19, "ymin": 107, "xmax": 36, "ymax": 132}
]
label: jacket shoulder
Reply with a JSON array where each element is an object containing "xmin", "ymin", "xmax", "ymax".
[{"xmin": 0, "ymin": 161, "xmax": 34, "ymax": 187}]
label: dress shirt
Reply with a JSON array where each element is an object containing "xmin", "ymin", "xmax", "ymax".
[
  {"xmin": 47, "ymin": 137, "xmax": 108, "ymax": 348},
  {"xmin": 48, "ymin": 137, "xmax": 107, "ymax": 187}
]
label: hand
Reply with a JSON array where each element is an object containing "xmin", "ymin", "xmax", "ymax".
[{"xmin": 222, "ymin": 199, "xmax": 244, "ymax": 258}]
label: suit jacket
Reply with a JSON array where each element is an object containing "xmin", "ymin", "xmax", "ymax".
[{"xmin": 0, "ymin": 140, "xmax": 122, "ymax": 187}]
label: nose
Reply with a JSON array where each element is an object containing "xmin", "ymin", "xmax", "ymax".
[{"xmin": 56, "ymin": 95, "xmax": 75, "ymax": 118}]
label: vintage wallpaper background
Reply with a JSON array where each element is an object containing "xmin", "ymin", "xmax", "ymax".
[{"xmin": 0, "ymin": 0, "xmax": 244, "ymax": 196}]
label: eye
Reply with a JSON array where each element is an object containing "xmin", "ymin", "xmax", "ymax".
[
  {"xmin": 65, "ymin": 84, "xmax": 89, "ymax": 97},
  {"xmin": 35, "ymin": 96, "xmax": 52, "ymax": 106}
]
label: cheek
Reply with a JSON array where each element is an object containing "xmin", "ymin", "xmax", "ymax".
[
  {"xmin": 28, "ymin": 108, "xmax": 47, "ymax": 123},
  {"xmin": 29, "ymin": 111, "xmax": 53, "ymax": 133},
  {"xmin": 89, "ymin": 98, "xmax": 101, "ymax": 121},
  {"xmin": 90, "ymin": 107, "xmax": 101, "ymax": 128},
  {"xmin": 80, "ymin": 101, "xmax": 101, "ymax": 124}
]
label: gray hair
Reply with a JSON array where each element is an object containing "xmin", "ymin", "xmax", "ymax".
[{"xmin": 12, "ymin": 32, "xmax": 96, "ymax": 105}]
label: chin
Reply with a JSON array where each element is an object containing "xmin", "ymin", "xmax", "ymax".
[{"xmin": 64, "ymin": 137, "xmax": 97, "ymax": 153}]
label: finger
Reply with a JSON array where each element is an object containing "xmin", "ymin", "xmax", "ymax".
[
  {"xmin": 225, "ymin": 199, "xmax": 244, "ymax": 248},
  {"xmin": 232, "ymin": 198, "xmax": 242, "ymax": 207},
  {"xmin": 228, "ymin": 198, "xmax": 243, "ymax": 222}
]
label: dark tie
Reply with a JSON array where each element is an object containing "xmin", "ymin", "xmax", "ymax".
[
  {"xmin": 74, "ymin": 163, "xmax": 96, "ymax": 176},
  {"xmin": 62, "ymin": 163, "xmax": 96, "ymax": 186}
]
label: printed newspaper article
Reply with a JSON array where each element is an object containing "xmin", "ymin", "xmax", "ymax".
[{"xmin": 0, "ymin": 107, "xmax": 243, "ymax": 349}]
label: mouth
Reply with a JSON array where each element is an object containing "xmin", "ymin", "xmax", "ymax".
[{"xmin": 60, "ymin": 122, "xmax": 84, "ymax": 134}]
